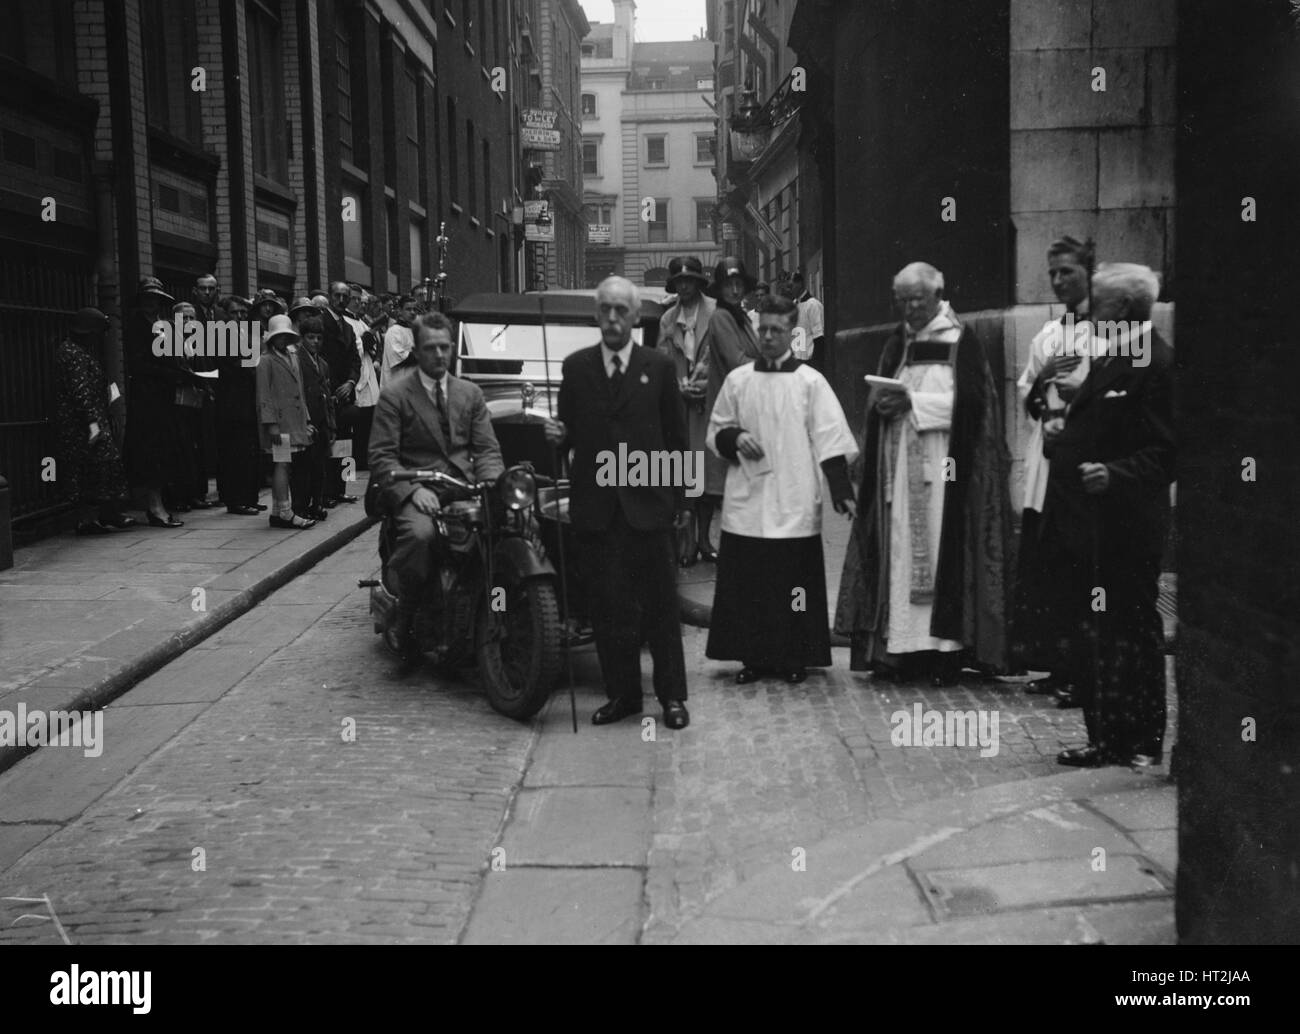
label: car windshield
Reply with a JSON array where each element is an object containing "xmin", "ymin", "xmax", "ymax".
[{"xmin": 459, "ymin": 322, "xmax": 644, "ymax": 381}]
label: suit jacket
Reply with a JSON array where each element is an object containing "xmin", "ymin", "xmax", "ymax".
[
  {"xmin": 557, "ymin": 341, "xmax": 689, "ymax": 533},
  {"xmin": 298, "ymin": 347, "xmax": 336, "ymax": 438},
  {"xmin": 320, "ymin": 307, "xmax": 361, "ymax": 391},
  {"xmin": 368, "ymin": 369, "xmax": 505, "ymax": 514},
  {"xmin": 1043, "ymin": 329, "xmax": 1175, "ymax": 561},
  {"xmin": 256, "ymin": 346, "xmax": 312, "ymax": 449}
]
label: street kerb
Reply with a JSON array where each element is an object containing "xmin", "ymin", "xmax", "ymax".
[{"xmin": 0, "ymin": 510, "xmax": 377, "ymax": 776}]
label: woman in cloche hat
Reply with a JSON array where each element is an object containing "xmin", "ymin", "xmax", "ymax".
[{"xmin": 697, "ymin": 257, "xmax": 761, "ymax": 560}]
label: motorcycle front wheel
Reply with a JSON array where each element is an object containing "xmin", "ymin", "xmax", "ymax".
[{"xmin": 475, "ymin": 578, "xmax": 562, "ymax": 720}]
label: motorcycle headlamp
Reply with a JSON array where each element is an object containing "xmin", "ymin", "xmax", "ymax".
[{"xmin": 500, "ymin": 467, "xmax": 537, "ymax": 511}]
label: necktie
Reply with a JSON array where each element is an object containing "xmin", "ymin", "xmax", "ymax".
[
  {"xmin": 434, "ymin": 379, "xmax": 450, "ymax": 440},
  {"xmin": 609, "ymin": 353, "xmax": 624, "ymax": 393}
]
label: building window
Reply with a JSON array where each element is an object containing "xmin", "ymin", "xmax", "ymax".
[
  {"xmin": 142, "ymin": 0, "xmax": 201, "ymax": 144},
  {"xmin": 447, "ymin": 98, "xmax": 459, "ymax": 202},
  {"xmin": 695, "ymin": 134, "xmax": 716, "ymax": 165},
  {"xmin": 386, "ymin": 199, "xmax": 400, "ymax": 273},
  {"xmin": 482, "ymin": 139, "xmax": 491, "ymax": 223},
  {"xmin": 405, "ymin": 70, "xmax": 423, "ymax": 200},
  {"xmin": 342, "ymin": 187, "xmax": 369, "ymax": 269},
  {"xmin": 582, "ymin": 138, "xmax": 599, "ymax": 177},
  {"xmin": 466, "ymin": 120, "xmax": 477, "ymax": 217},
  {"xmin": 645, "ymin": 135, "xmax": 666, "ymax": 166},
  {"xmin": 3, "ymin": 0, "xmax": 77, "ymax": 84},
  {"xmin": 581, "ymin": 93, "xmax": 597, "ymax": 118},
  {"xmin": 462, "ymin": 0, "xmax": 473, "ymax": 34},
  {"xmin": 695, "ymin": 200, "xmax": 712, "ymax": 241},
  {"xmin": 646, "ymin": 199, "xmax": 668, "ymax": 243},
  {"xmin": 581, "ymin": 44, "xmax": 594, "ymax": 58},
  {"xmin": 493, "ymin": 0, "xmax": 503, "ymax": 66},
  {"xmin": 247, "ymin": 0, "xmax": 288, "ymax": 183},
  {"xmin": 410, "ymin": 219, "xmax": 426, "ymax": 284},
  {"xmin": 646, "ymin": 78, "xmax": 665, "ymax": 90},
  {"xmin": 336, "ymin": 23, "xmax": 354, "ymax": 164}
]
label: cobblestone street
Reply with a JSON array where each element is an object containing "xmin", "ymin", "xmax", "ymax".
[
  {"xmin": 0, "ymin": 520, "xmax": 1174, "ymax": 944},
  {"xmin": 0, "ymin": 535, "xmax": 535, "ymax": 944}
]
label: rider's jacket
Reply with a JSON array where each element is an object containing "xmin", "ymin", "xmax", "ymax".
[{"xmin": 368, "ymin": 368, "xmax": 505, "ymax": 513}]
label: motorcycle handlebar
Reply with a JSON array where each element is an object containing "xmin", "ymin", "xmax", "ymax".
[{"xmin": 389, "ymin": 469, "xmax": 486, "ymax": 493}]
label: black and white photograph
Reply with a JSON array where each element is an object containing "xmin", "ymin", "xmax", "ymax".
[{"xmin": 0, "ymin": 0, "xmax": 1293, "ymax": 1000}]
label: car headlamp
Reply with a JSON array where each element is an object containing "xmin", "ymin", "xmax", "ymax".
[{"xmin": 500, "ymin": 467, "xmax": 537, "ymax": 511}]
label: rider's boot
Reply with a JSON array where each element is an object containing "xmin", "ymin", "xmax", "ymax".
[{"xmin": 395, "ymin": 600, "xmax": 423, "ymax": 669}]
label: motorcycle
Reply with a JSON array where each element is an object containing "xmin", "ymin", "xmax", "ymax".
[{"xmin": 361, "ymin": 464, "xmax": 564, "ymax": 720}]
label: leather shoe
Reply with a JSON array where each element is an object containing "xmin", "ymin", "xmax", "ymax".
[
  {"xmin": 662, "ymin": 700, "xmax": 689, "ymax": 729},
  {"xmin": 305, "ymin": 506, "xmax": 330, "ymax": 520},
  {"xmin": 785, "ymin": 668, "xmax": 807, "ymax": 684},
  {"xmin": 226, "ymin": 505, "xmax": 261, "ymax": 516},
  {"xmin": 335, "ymin": 494, "xmax": 358, "ymax": 504},
  {"xmin": 101, "ymin": 513, "xmax": 138, "ymax": 529},
  {"xmin": 592, "ymin": 697, "xmax": 642, "ymax": 725},
  {"xmin": 1054, "ymin": 687, "xmax": 1079, "ymax": 708},
  {"xmin": 1129, "ymin": 752, "xmax": 1163, "ymax": 769},
  {"xmin": 1057, "ymin": 745, "xmax": 1116, "ymax": 768},
  {"xmin": 146, "ymin": 512, "xmax": 183, "ymax": 528},
  {"xmin": 1024, "ymin": 674, "xmax": 1067, "ymax": 695},
  {"xmin": 269, "ymin": 514, "xmax": 315, "ymax": 529},
  {"xmin": 735, "ymin": 666, "xmax": 763, "ymax": 684}
]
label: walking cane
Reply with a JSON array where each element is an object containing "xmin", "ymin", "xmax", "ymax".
[
  {"xmin": 1089, "ymin": 493, "xmax": 1105, "ymax": 757},
  {"xmin": 538, "ymin": 293, "xmax": 579, "ymax": 733}
]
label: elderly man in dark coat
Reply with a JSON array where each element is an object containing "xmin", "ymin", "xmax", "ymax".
[
  {"xmin": 1045, "ymin": 263, "xmax": 1175, "ymax": 769},
  {"xmin": 543, "ymin": 277, "xmax": 692, "ymax": 730},
  {"xmin": 835, "ymin": 262, "xmax": 1012, "ymax": 685}
]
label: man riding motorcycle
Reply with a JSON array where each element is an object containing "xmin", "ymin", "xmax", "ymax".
[{"xmin": 368, "ymin": 311, "xmax": 505, "ymax": 660}]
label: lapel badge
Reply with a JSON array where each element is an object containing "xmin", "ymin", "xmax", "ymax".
[{"xmin": 639, "ymin": 372, "xmax": 649, "ymax": 385}]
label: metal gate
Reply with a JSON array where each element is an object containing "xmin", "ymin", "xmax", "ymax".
[{"xmin": 0, "ymin": 247, "xmax": 95, "ymax": 522}]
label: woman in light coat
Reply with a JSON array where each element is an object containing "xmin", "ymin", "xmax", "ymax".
[{"xmin": 700, "ymin": 256, "xmax": 761, "ymax": 560}]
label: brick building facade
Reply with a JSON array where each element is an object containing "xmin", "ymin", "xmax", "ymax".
[{"xmin": 1, "ymin": 0, "xmax": 525, "ymax": 528}]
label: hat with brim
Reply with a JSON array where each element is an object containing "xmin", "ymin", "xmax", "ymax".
[
  {"xmin": 137, "ymin": 276, "xmax": 175, "ymax": 306},
  {"xmin": 288, "ymin": 296, "xmax": 316, "ymax": 319},
  {"xmin": 253, "ymin": 290, "xmax": 286, "ymax": 315},
  {"xmin": 666, "ymin": 256, "xmax": 710, "ymax": 294},
  {"xmin": 264, "ymin": 313, "xmax": 300, "ymax": 345},
  {"xmin": 705, "ymin": 257, "xmax": 757, "ymax": 298},
  {"xmin": 71, "ymin": 307, "xmax": 110, "ymax": 335}
]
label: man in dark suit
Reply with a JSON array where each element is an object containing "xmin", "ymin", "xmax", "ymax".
[
  {"xmin": 1043, "ymin": 262, "xmax": 1175, "ymax": 769},
  {"xmin": 544, "ymin": 276, "xmax": 692, "ymax": 729},
  {"xmin": 369, "ymin": 312, "xmax": 505, "ymax": 655},
  {"xmin": 322, "ymin": 280, "xmax": 362, "ymax": 505}
]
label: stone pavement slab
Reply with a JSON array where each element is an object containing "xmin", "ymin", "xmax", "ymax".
[
  {"xmin": 501, "ymin": 787, "xmax": 651, "ymax": 866},
  {"xmin": 0, "ymin": 477, "xmax": 374, "ymax": 774},
  {"xmin": 462, "ymin": 869, "xmax": 644, "ymax": 944}
]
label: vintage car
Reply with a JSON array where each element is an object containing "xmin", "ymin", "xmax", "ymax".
[{"xmin": 447, "ymin": 290, "xmax": 668, "ymax": 639}]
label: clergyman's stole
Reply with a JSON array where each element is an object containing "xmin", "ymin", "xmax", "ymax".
[{"xmin": 882, "ymin": 338, "xmax": 957, "ymax": 604}]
